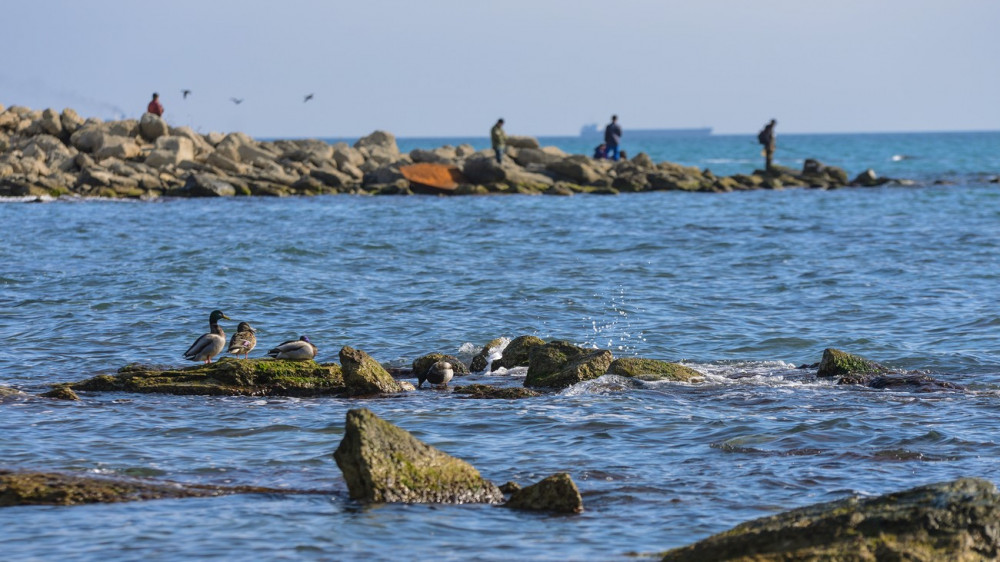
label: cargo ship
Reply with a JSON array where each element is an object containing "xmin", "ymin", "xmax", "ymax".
[{"xmin": 580, "ymin": 124, "xmax": 712, "ymax": 138}]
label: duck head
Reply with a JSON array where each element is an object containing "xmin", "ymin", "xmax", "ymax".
[
  {"xmin": 210, "ymin": 310, "xmax": 231, "ymax": 323},
  {"xmin": 236, "ymin": 322, "xmax": 256, "ymax": 333}
]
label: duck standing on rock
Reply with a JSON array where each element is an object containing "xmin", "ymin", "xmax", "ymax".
[
  {"xmin": 267, "ymin": 336, "xmax": 317, "ymax": 361},
  {"xmin": 419, "ymin": 360, "xmax": 454, "ymax": 388},
  {"xmin": 227, "ymin": 322, "xmax": 257, "ymax": 359},
  {"xmin": 183, "ymin": 310, "xmax": 230, "ymax": 364}
]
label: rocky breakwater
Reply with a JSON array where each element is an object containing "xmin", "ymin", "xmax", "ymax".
[{"xmin": 0, "ymin": 103, "xmax": 890, "ymax": 200}]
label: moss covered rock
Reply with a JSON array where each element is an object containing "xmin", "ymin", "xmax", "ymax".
[
  {"xmin": 0, "ymin": 470, "xmax": 306, "ymax": 507},
  {"xmin": 469, "ymin": 337, "xmax": 507, "ymax": 372},
  {"xmin": 660, "ymin": 477, "xmax": 1000, "ymax": 561},
  {"xmin": 69, "ymin": 358, "xmax": 345, "ymax": 396},
  {"xmin": 40, "ymin": 384, "xmax": 80, "ymax": 400},
  {"xmin": 453, "ymin": 384, "xmax": 541, "ymax": 399},
  {"xmin": 493, "ymin": 335, "xmax": 546, "ymax": 371},
  {"xmin": 0, "ymin": 386, "xmax": 25, "ymax": 398},
  {"xmin": 412, "ymin": 353, "xmax": 470, "ymax": 379},
  {"xmin": 339, "ymin": 346, "xmax": 403, "ymax": 396},
  {"xmin": 505, "ymin": 472, "xmax": 583, "ymax": 514},
  {"xmin": 523, "ymin": 340, "xmax": 613, "ymax": 389},
  {"xmin": 606, "ymin": 358, "xmax": 703, "ymax": 382},
  {"xmin": 332, "ymin": 408, "xmax": 503, "ymax": 504},
  {"xmin": 816, "ymin": 348, "xmax": 889, "ymax": 378}
]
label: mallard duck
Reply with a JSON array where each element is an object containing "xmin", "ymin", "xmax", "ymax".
[
  {"xmin": 183, "ymin": 310, "xmax": 230, "ymax": 364},
  {"xmin": 227, "ymin": 322, "xmax": 257, "ymax": 359},
  {"xmin": 418, "ymin": 360, "xmax": 454, "ymax": 388},
  {"xmin": 267, "ymin": 335, "xmax": 317, "ymax": 360}
]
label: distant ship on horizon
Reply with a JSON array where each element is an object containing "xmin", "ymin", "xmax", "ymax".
[{"xmin": 580, "ymin": 123, "xmax": 712, "ymax": 138}]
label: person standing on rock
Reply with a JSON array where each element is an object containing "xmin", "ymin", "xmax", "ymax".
[
  {"xmin": 758, "ymin": 119, "xmax": 777, "ymax": 171},
  {"xmin": 490, "ymin": 118, "xmax": 506, "ymax": 164},
  {"xmin": 604, "ymin": 115, "xmax": 622, "ymax": 161},
  {"xmin": 147, "ymin": 93, "xmax": 164, "ymax": 117}
]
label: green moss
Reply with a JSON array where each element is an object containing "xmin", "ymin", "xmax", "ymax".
[
  {"xmin": 816, "ymin": 348, "xmax": 888, "ymax": 378},
  {"xmin": 453, "ymin": 384, "xmax": 541, "ymax": 399},
  {"xmin": 607, "ymin": 358, "xmax": 703, "ymax": 382},
  {"xmin": 523, "ymin": 340, "xmax": 613, "ymax": 389}
]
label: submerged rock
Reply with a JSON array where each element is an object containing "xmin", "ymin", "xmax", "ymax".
[
  {"xmin": 660, "ymin": 477, "xmax": 1000, "ymax": 561},
  {"xmin": 816, "ymin": 348, "xmax": 888, "ymax": 379},
  {"xmin": 469, "ymin": 337, "xmax": 508, "ymax": 372},
  {"xmin": 523, "ymin": 340, "xmax": 613, "ymax": 389},
  {"xmin": 333, "ymin": 408, "xmax": 503, "ymax": 504},
  {"xmin": 68, "ymin": 358, "xmax": 345, "ymax": 396},
  {"xmin": 40, "ymin": 384, "xmax": 80, "ymax": 400},
  {"xmin": 606, "ymin": 358, "xmax": 703, "ymax": 382},
  {"xmin": 339, "ymin": 346, "xmax": 403, "ymax": 396},
  {"xmin": 0, "ymin": 470, "xmax": 310, "ymax": 507},
  {"xmin": 453, "ymin": 384, "xmax": 541, "ymax": 399},
  {"xmin": 0, "ymin": 386, "xmax": 25, "ymax": 398},
  {"xmin": 505, "ymin": 472, "xmax": 584, "ymax": 514},
  {"xmin": 493, "ymin": 335, "xmax": 546, "ymax": 371},
  {"xmin": 412, "ymin": 353, "xmax": 470, "ymax": 379}
]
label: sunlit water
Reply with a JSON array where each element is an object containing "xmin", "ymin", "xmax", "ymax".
[{"xmin": 2, "ymin": 133, "xmax": 1000, "ymax": 560}]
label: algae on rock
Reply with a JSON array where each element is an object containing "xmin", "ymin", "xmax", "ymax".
[
  {"xmin": 505, "ymin": 472, "xmax": 584, "ymax": 514},
  {"xmin": 453, "ymin": 384, "xmax": 541, "ymax": 399},
  {"xmin": 816, "ymin": 348, "xmax": 888, "ymax": 378},
  {"xmin": 660, "ymin": 477, "xmax": 1000, "ymax": 561},
  {"xmin": 339, "ymin": 346, "xmax": 403, "ymax": 395},
  {"xmin": 333, "ymin": 408, "xmax": 503, "ymax": 504},
  {"xmin": 606, "ymin": 358, "xmax": 703, "ymax": 382},
  {"xmin": 523, "ymin": 340, "xmax": 613, "ymax": 389}
]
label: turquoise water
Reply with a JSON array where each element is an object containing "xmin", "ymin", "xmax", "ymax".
[{"xmin": 2, "ymin": 133, "xmax": 1000, "ymax": 560}]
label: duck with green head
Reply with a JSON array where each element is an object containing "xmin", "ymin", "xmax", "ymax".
[
  {"xmin": 267, "ymin": 335, "xmax": 317, "ymax": 361},
  {"xmin": 183, "ymin": 310, "xmax": 230, "ymax": 363}
]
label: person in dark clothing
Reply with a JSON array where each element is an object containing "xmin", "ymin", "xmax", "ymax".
[
  {"xmin": 604, "ymin": 115, "xmax": 622, "ymax": 161},
  {"xmin": 147, "ymin": 93, "xmax": 164, "ymax": 117},
  {"xmin": 758, "ymin": 119, "xmax": 777, "ymax": 171},
  {"xmin": 490, "ymin": 118, "xmax": 506, "ymax": 164},
  {"xmin": 593, "ymin": 143, "xmax": 607, "ymax": 159}
]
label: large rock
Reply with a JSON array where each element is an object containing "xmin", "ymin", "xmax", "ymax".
[
  {"xmin": 816, "ymin": 348, "xmax": 888, "ymax": 379},
  {"xmin": 206, "ymin": 151, "xmax": 249, "ymax": 175},
  {"xmin": 412, "ymin": 353, "xmax": 470, "ymax": 379},
  {"xmin": 546, "ymin": 155, "xmax": 602, "ymax": 184},
  {"xmin": 333, "ymin": 408, "xmax": 503, "ymax": 504},
  {"xmin": 339, "ymin": 346, "xmax": 403, "ymax": 395},
  {"xmin": 68, "ymin": 358, "xmax": 345, "ymax": 396},
  {"xmin": 505, "ymin": 135, "xmax": 540, "ymax": 149},
  {"xmin": 523, "ymin": 340, "xmax": 614, "ymax": 389},
  {"xmin": 178, "ymin": 172, "xmax": 237, "ymax": 197},
  {"xmin": 470, "ymin": 337, "xmax": 508, "ymax": 372},
  {"xmin": 94, "ymin": 135, "xmax": 141, "ymax": 160},
  {"xmin": 59, "ymin": 108, "xmax": 85, "ymax": 135},
  {"xmin": 354, "ymin": 130, "xmax": 400, "ymax": 164},
  {"xmin": 39, "ymin": 108, "xmax": 63, "ymax": 137},
  {"xmin": 145, "ymin": 136, "xmax": 194, "ymax": 169},
  {"xmin": 505, "ymin": 472, "xmax": 583, "ymax": 513},
  {"xmin": 332, "ymin": 142, "xmax": 365, "ymax": 169},
  {"xmin": 409, "ymin": 146, "xmax": 457, "ymax": 164},
  {"xmin": 139, "ymin": 112, "xmax": 169, "ymax": 142},
  {"xmin": 606, "ymin": 358, "xmax": 703, "ymax": 382},
  {"xmin": 69, "ymin": 126, "xmax": 107, "ymax": 153},
  {"xmin": 169, "ymin": 126, "xmax": 215, "ymax": 156},
  {"xmin": 493, "ymin": 335, "xmax": 545, "ymax": 371},
  {"xmin": 462, "ymin": 156, "xmax": 505, "ymax": 184},
  {"xmin": 660, "ymin": 478, "xmax": 1000, "ymax": 561},
  {"xmin": 512, "ymin": 147, "xmax": 565, "ymax": 167}
]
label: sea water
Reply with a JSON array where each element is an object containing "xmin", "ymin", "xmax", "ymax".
[{"xmin": 1, "ymin": 132, "xmax": 1000, "ymax": 560}]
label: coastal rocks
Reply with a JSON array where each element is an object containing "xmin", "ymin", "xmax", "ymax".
[
  {"xmin": 145, "ymin": 136, "xmax": 194, "ymax": 169},
  {"xmin": 493, "ymin": 335, "xmax": 545, "ymax": 371},
  {"xmin": 40, "ymin": 385, "xmax": 80, "ymax": 400},
  {"xmin": 339, "ymin": 346, "xmax": 403, "ymax": 396},
  {"xmin": 606, "ymin": 358, "xmax": 704, "ymax": 382},
  {"xmin": 178, "ymin": 172, "xmax": 238, "ymax": 197},
  {"xmin": 0, "ymin": 386, "xmax": 25, "ymax": 398},
  {"xmin": 333, "ymin": 408, "xmax": 503, "ymax": 504},
  {"xmin": 816, "ymin": 348, "xmax": 963, "ymax": 391},
  {"xmin": 659, "ymin": 477, "xmax": 1000, "ymax": 561},
  {"xmin": 453, "ymin": 384, "xmax": 541, "ymax": 399},
  {"xmin": 504, "ymin": 472, "xmax": 584, "ymax": 514},
  {"xmin": 470, "ymin": 337, "xmax": 508, "ymax": 372},
  {"xmin": 67, "ymin": 358, "xmax": 345, "ymax": 396},
  {"xmin": 139, "ymin": 112, "xmax": 168, "ymax": 142},
  {"xmin": 523, "ymin": 340, "xmax": 614, "ymax": 389},
  {"xmin": 412, "ymin": 353, "xmax": 470, "ymax": 380},
  {"xmin": 0, "ymin": 470, "xmax": 305, "ymax": 507},
  {"xmin": 816, "ymin": 348, "xmax": 888, "ymax": 379},
  {"xmin": 546, "ymin": 155, "xmax": 602, "ymax": 185},
  {"xmin": 354, "ymin": 130, "xmax": 399, "ymax": 165},
  {"xmin": 852, "ymin": 168, "xmax": 889, "ymax": 187}
]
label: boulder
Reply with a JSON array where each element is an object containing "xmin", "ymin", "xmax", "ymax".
[
  {"xmin": 462, "ymin": 156, "xmax": 505, "ymax": 184},
  {"xmin": 412, "ymin": 353, "xmax": 470, "ymax": 379},
  {"xmin": 333, "ymin": 408, "xmax": 503, "ymax": 504},
  {"xmin": 504, "ymin": 472, "xmax": 583, "ymax": 513},
  {"xmin": 68, "ymin": 358, "xmax": 345, "ymax": 396},
  {"xmin": 453, "ymin": 384, "xmax": 541, "ymax": 399},
  {"xmin": 339, "ymin": 346, "xmax": 403, "ymax": 395},
  {"xmin": 606, "ymin": 358, "xmax": 703, "ymax": 382},
  {"xmin": 59, "ymin": 108, "xmax": 85, "ymax": 135},
  {"xmin": 354, "ymin": 130, "xmax": 400, "ymax": 164},
  {"xmin": 206, "ymin": 151, "xmax": 250, "ymax": 175},
  {"xmin": 505, "ymin": 135, "xmax": 540, "ymax": 149},
  {"xmin": 40, "ymin": 385, "xmax": 80, "ymax": 400},
  {"xmin": 409, "ymin": 147, "xmax": 457, "ymax": 164},
  {"xmin": 630, "ymin": 152, "xmax": 655, "ymax": 169},
  {"xmin": 94, "ymin": 136, "xmax": 142, "ymax": 160},
  {"xmin": 852, "ymin": 168, "xmax": 889, "ymax": 187},
  {"xmin": 237, "ymin": 142, "xmax": 277, "ymax": 165},
  {"xmin": 524, "ymin": 340, "xmax": 614, "ymax": 389},
  {"xmin": 332, "ymin": 142, "xmax": 365, "ymax": 169},
  {"xmin": 512, "ymin": 147, "xmax": 564, "ymax": 167},
  {"xmin": 178, "ymin": 173, "xmax": 237, "ymax": 197},
  {"xmin": 310, "ymin": 166, "xmax": 352, "ymax": 188},
  {"xmin": 493, "ymin": 335, "xmax": 546, "ymax": 371},
  {"xmin": 139, "ymin": 112, "xmax": 168, "ymax": 142},
  {"xmin": 39, "ymin": 108, "xmax": 63, "ymax": 137},
  {"xmin": 168, "ymin": 126, "xmax": 215, "ymax": 156},
  {"xmin": 145, "ymin": 136, "xmax": 194, "ymax": 169},
  {"xmin": 106, "ymin": 119, "xmax": 138, "ymax": 138},
  {"xmin": 660, "ymin": 478, "xmax": 1000, "ymax": 561},
  {"xmin": 0, "ymin": 386, "xmax": 25, "ymax": 397},
  {"xmin": 469, "ymin": 337, "xmax": 509, "ymax": 372},
  {"xmin": 816, "ymin": 348, "xmax": 888, "ymax": 379},
  {"xmin": 69, "ymin": 126, "xmax": 106, "ymax": 153},
  {"xmin": 546, "ymin": 155, "xmax": 602, "ymax": 184}
]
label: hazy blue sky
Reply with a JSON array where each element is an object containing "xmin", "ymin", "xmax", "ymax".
[{"xmin": 3, "ymin": 0, "xmax": 998, "ymax": 138}]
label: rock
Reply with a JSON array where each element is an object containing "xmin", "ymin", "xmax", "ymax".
[
  {"xmin": 339, "ymin": 346, "xmax": 403, "ymax": 395},
  {"xmin": 40, "ymin": 385, "xmax": 80, "ymax": 400},
  {"xmin": 816, "ymin": 348, "xmax": 888, "ymax": 378},
  {"xmin": 332, "ymin": 408, "xmax": 503, "ymax": 504},
  {"xmin": 505, "ymin": 166, "xmax": 555, "ymax": 188},
  {"xmin": 409, "ymin": 147, "xmax": 457, "ymax": 164},
  {"xmin": 412, "ymin": 353, "xmax": 470, "ymax": 379},
  {"xmin": 0, "ymin": 386, "xmax": 25, "ymax": 398},
  {"xmin": 470, "ymin": 337, "xmax": 509, "ymax": 372},
  {"xmin": 237, "ymin": 142, "xmax": 277, "ymax": 165},
  {"xmin": 94, "ymin": 136, "xmax": 141, "ymax": 160},
  {"xmin": 139, "ymin": 112, "xmax": 168, "ymax": 142},
  {"xmin": 59, "ymin": 108, "xmax": 84, "ymax": 135},
  {"xmin": 512, "ymin": 147, "xmax": 564, "ymax": 167},
  {"xmin": 453, "ymin": 384, "xmax": 541, "ymax": 399},
  {"xmin": 39, "ymin": 108, "xmax": 63, "ymax": 137},
  {"xmin": 631, "ymin": 152, "xmax": 655, "ymax": 169},
  {"xmin": 660, "ymin": 478, "xmax": 1000, "ymax": 561},
  {"xmin": 494, "ymin": 335, "xmax": 546, "ymax": 371},
  {"xmin": 499, "ymin": 481, "xmax": 521, "ymax": 495},
  {"xmin": 179, "ymin": 172, "xmax": 237, "ymax": 197},
  {"xmin": 606, "ymin": 358, "xmax": 703, "ymax": 382},
  {"xmin": 864, "ymin": 374, "xmax": 964, "ymax": 392},
  {"xmin": 505, "ymin": 135, "xmax": 540, "ymax": 149},
  {"xmin": 206, "ymin": 151, "xmax": 249, "ymax": 175},
  {"xmin": 354, "ymin": 130, "xmax": 400, "ymax": 164},
  {"xmin": 505, "ymin": 472, "xmax": 583, "ymax": 514},
  {"xmin": 852, "ymin": 168, "xmax": 889, "ymax": 187},
  {"xmin": 462, "ymin": 156, "xmax": 506, "ymax": 184},
  {"xmin": 332, "ymin": 142, "xmax": 365, "ymax": 169},
  {"xmin": 168, "ymin": 126, "xmax": 215, "ymax": 156},
  {"xmin": 546, "ymin": 155, "xmax": 602, "ymax": 185},
  {"xmin": 0, "ymin": 470, "xmax": 307, "ymax": 507},
  {"xmin": 69, "ymin": 126, "xmax": 106, "ymax": 153},
  {"xmin": 145, "ymin": 136, "xmax": 194, "ymax": 169},
  {"xmin": 524, "ymin": 340, "xmax": 614, "ymax": 389},
  {"xmin": 68, "ymin": 358, "xmax": 345, "ymax": 396}
]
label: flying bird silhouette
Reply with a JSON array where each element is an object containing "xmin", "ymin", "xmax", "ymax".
[
  {"xmin": 230, "ymin": 97, "xmax": 244, "ymax": 105},
  {"xmin": 304, "ymin": 93, "xmax": 314, "ymax": 103},
  {"xmin": 182, "ymin": 89, "xmax": 191, "ymax": 99}
]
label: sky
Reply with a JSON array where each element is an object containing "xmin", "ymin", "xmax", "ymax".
[{"xmin": 2, "ymin": 0, "xmax": 998, "ymax": 138}]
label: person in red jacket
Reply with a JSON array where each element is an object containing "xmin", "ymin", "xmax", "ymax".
[{"xmin": 147, "ymin": 92, "xmax": 164, "ymax": 116}]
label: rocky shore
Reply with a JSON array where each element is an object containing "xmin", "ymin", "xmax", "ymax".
[{"xmin": 0, "ymin": 104, "xmax": 901, "ymax": 200}]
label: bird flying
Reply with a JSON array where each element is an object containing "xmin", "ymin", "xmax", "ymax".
[
  {"xmin": 230, "ymin": 97, "xmax": 244, "ymax": 105},
  {"xmin": 182, "ymin": 89, "xmax": 191, "ymax": 99},
  {"xmin": 304, "ymin": 93, "xmax": 314, "ymax": 103}
]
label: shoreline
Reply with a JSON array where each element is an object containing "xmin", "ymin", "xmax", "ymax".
[{"xmin": 0, "ymin": 104, "xmax": 919, "ymax": 201}]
